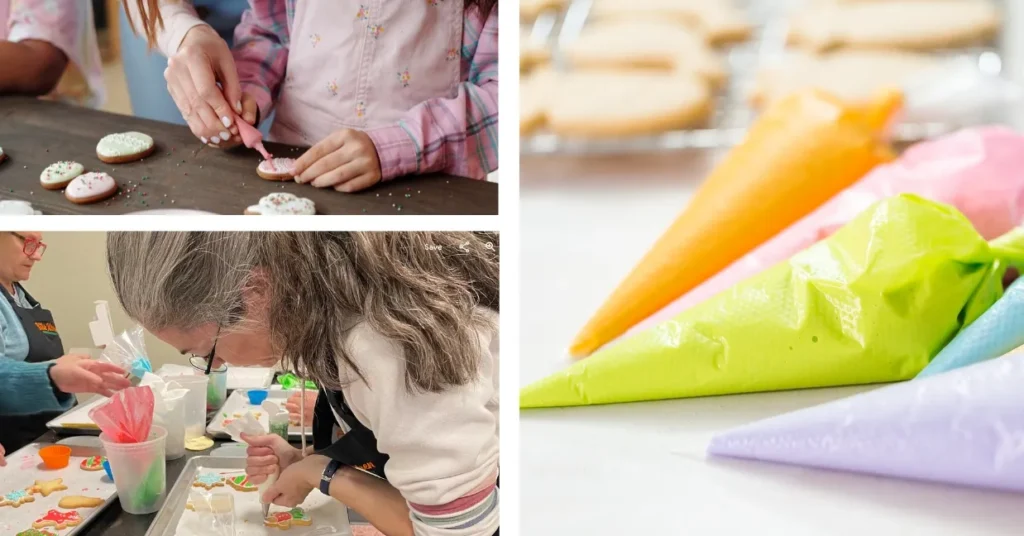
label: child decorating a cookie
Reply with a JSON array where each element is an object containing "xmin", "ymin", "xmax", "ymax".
[
  {"xmin": 106, "ymin": 232, "xmax": 500, "ymax": 536},
  {"xmin": 123, "ymin": 0, "xmax": 498, "ymax": 192},
  {"xmin": 0, "ymin": 0, "xmax": 104, "ymax": 105}
]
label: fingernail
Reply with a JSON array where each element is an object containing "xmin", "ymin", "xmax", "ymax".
[
  {"xmin": 200, "ymin": 137, "xmax": 208, "ymax": 144},
  {"xmin": 235, "ymin": 101, "xmax": 242, "ymax": 113},
  {"xmin": 220, "ymin": 131, "xmax": 230, "ymax": 140},
  {"xmin": 221, "ymin": 116, "xmax": 232, "ymax": 128},
  {"xmin": 211, "ymin": 136, "xmax": 221, "ymax": 144}
]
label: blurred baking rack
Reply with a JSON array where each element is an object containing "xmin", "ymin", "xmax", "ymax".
[{"xmin": 521, "ymin": 0, "xmax": 1007, "ymax": 156}]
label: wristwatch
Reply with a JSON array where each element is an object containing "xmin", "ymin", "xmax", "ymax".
[{"xmin": 320, "ymin": 460, "xmax": 342, "ymax": 495}]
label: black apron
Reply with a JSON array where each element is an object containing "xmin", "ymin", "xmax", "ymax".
[
  {"xmin": 312, "ymin": 388, "xmax": 499, "ymax": 535},
  {"xmin": 0, "ymin": 284, "xmax": 68, "ymax": 452}
]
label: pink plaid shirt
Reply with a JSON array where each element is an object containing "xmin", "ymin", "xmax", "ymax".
[
  {"xmin": 132, "ymin": 1, "xmax": 498, "ymax": 181},
  {"xmin": 2, "ymin": 0, "xmax": 105, "ymax": 107}
]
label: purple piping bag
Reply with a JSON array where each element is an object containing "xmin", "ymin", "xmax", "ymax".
[{"xmin": 708, "ymin": 352, "xmax": 1024, "ymax": 493}]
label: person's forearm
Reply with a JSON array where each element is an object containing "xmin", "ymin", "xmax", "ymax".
[
  {"xmin": 0, "ymin": 360, "xmax": 72, "ymax": 414},
  {"xmin": 0, "ymin": 40, "xmax": 68, "ymax": 96},
  {"xmin": 329, "ymin": 466, "xmax": 413, "ymax": 536}
]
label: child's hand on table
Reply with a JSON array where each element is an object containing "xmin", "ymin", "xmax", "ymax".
[
  {"xmin": 261, "ymin": 454, "xmax": 330, "ymax": 507},
  {"xmin": 294, "ymin": 129, "xmax": 383, "ymax": 192},
  {"xmin": 165, "ymin": 25, "xmax": 243, "ymax": 147},
  {"xmin": 0, "ymin": 443, "xmax": 6, "ymax": 467},
  {"xmin": 241, "ymin": 432, "xmax": 304, "ymax": 485}
]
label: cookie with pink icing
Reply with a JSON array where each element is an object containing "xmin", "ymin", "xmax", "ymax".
[
  {"xmin": 244, "ymin": 193, "xmax": 316, "ymax": 215},
  {"xmin": 64, "ymin": 172, "xmax": 118, "ymax": 204},
  {"xmin": 257, "ymin": 158, "xmax": 297, "ymax": 181},
  {"xmin": 40, "ymin": 161, "xmax": 85, "ymax": 190}
]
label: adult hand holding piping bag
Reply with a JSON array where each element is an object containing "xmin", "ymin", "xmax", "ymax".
[{"xmin": 106, "ymin": 232, "xmax": 500, "ymax": 536}]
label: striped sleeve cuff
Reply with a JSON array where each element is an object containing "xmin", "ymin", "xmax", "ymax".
[
  {"xmin": 409, "ymin": 484, "xmax": 498, "ymax": 533},
  {"xmin": 365, "ymin": 122, "xmax": 423, "ymax": 181}
]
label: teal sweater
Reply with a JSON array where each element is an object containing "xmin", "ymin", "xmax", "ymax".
[{"xmin": 0, "ymin": 285, "xmax": 74, "ymax": 416}]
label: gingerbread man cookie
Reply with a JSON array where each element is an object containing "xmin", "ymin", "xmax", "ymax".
[
  {"xmin": 264, "ymin": 508, "xmax": 313, "ymax": 530},
  {"xmin": 0, "ymin": 489, "xmax": 35, "ymax": 508},
  {"xmin": 29, "ymin": 479, "xmax": 68, "ymax": 497},
  {"xmin": 58, "ymin": 496, "xmax": 105, "ymax": 509},
  {"xmin": 192, "ymin": 472, "xmax": 225, "ymax": 490},
  {"xmin": 226, "ymin": 475, "xmax": 258, "ymax": 492},
  {"xmin": 80, "ymin": 455, "xmax": 106, "ymax": 471},
  {"xmin": 32, "ymin": 509, "xmax": 82, "ymax": 531}
]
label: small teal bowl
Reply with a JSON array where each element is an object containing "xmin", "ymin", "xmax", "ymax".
[{"xmin": 247, "ymin": 389, "xmax": 269, "ymax": 405}]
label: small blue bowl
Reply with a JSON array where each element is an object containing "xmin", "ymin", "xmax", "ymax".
[
  {"xmin": 247, "ymin": 389, "xmax": 269, "ymax": 405},
  {"xmin": 102, "ymin": 459, "xmax": 114, "ymax": 482}
]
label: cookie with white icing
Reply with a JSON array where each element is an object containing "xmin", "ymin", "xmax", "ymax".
[
  {"xmin": 244, "ymin": 193, "xmax": 316, "ymax": 215},
  {"xmin": 0, "ymin": 200, "xmax": 41, "ymax": 215},
  {"xmin": 40, "ymin": 161, "xmax": 85, "ymax": 190},
  {"xmin": 257, "ymin": 158, "xmax": 297, "ymax": 181},
  {"xmin": 96, "ymin": 132, "xmax": 155, "ymax": 164},
  {"xmin": 64, "ymin": 172, "xmax": 118, "ymax": 204}
]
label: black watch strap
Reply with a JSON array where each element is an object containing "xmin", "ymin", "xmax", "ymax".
[{"xmin": 320, "ymin": 460, "xmax": 342, "ymax": 496}]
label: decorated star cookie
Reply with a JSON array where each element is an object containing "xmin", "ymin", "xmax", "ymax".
[
  {"xmin": 0, "ymin": 489, "xmax": 35, "ymax": 508},
  {"xmin": 32, "ymin": 509, "xmax": 82, "ymax": 531},
  {"xmin": 226, "ymin": 475, "xmax": 258, "ymax": 492},
  {"xmin": 29, "ymin": 479, "xmax": 68, "ymax": 497},
  {"xmin": 193, "ymin": 472, "xmax": 225, "ymax": 490},
  {"xmin": 244, "ymin": 193, "xmax": 316, "ymax": 215},
  {"xmin": 80, "ymin": 455, "xmax": 106, "ymax": 471},
  {"xmin": 265, "ymin": 507, "xmax": 312, "ymax": 530},
  {"xmin": 16, "ymin": 529, "xmax": 56, "ymax": 536}
]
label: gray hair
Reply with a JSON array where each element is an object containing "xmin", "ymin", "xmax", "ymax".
[{"xmin": 106, "ymin": 232, "xmax": 499, "ymax": 393}]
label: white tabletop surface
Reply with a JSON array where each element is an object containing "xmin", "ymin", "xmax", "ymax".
[{"xmin": 519, "ymin": 160, "xmax": 1024, "ymax": 536}]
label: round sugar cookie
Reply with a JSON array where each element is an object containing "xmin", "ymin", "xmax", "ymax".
[
  {"xmin": 244, "ymin": 193, "xmax": 316, "ymax": 215},
  {"xmin": 184, "ymin": 436, "xmax": 214, "ymax": 451},
  {"xmin": 96, "ymin": 132, "xmax": 155, "ymax": 164},
  {"xmin": 64, "ymin": 172, "xmax": 118, "ymax": 204},
  {"xmin": 257, "ymin": 158, "xmax": 297, "ymax": 181},
  {"xmin": 544, "ymin": 71, "xmax": 712, "ymax": 137},
  {"xmin": 79, "ymin": 456, "xmax": 105, "ymax": 471},
  {"xmin": 40, "ymin": 161, "xmax": 85, "ymax": 190}
]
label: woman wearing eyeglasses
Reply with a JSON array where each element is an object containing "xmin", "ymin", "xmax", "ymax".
[
  {"xmin": 0, "ymin": 232, "xmax": 130, "ymax": 460},
  {"xmin": 106, "ymin": 232, "xmax": 499, "ymax": 536}
]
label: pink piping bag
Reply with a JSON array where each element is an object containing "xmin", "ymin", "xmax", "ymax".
[
  {"xmin": 235, "ymin": 116, "xmax": 273, "ymax": 161},
  {"xmin": 621, "ymin": 126, "xmax": 1024, "ymax": 346},
  {"xmin": 707, "ymin": 352, "xmax": 1024, "ymax": 493}
]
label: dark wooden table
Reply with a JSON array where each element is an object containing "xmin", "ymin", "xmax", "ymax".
[{"xmin": 0, "ymin": 97, "xmax": 498, "ymax": 215}]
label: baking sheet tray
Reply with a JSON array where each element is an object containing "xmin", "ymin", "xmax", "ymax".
[
  {"xmin": 46, "ymin": 396, "xmax": 109, "ymax": 435},
  {"xmin": 206, "ymin": 389, "xmax": 314, "ymax": 440},
  {"xmin": 0, "ymin": 439, "xmax": 118, "ymax": 536},
  {"xmin": 145, "ymin": 456, "xmax": 352, "ymax": 536},
  {"xmin": 521, "ymin": 0, "xmax": 1007, "ymax": 155}
]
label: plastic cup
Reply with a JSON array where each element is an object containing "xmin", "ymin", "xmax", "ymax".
[
  {"xmin": 38, "ymin": 445, "xmax": 71, "ymax": 469},
  {"xmin": 207, "ymin": 365, "xmax": 228, "ymax": 411},
  {"xmin": 153, "ymin": 398, "xmax": 186, "ymax": 460},
  {"xmin": 269, "ymin": 414, "xmax": 289, "ymax": 441},
  {"xmin": 170, "ymin": 375, "xmax": 210, "ymax": 440},
  {"xmin": 247, "ymin": 389, "xmax": 268, "ymax": 405},
  {"xmin": 101, "ymin": 425, "xmax": 167, "ymax": 515}
]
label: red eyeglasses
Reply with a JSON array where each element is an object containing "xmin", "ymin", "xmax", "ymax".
[{"xmin": 11, "ymin": 232, "xmax": 46, "ymax": 258}]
